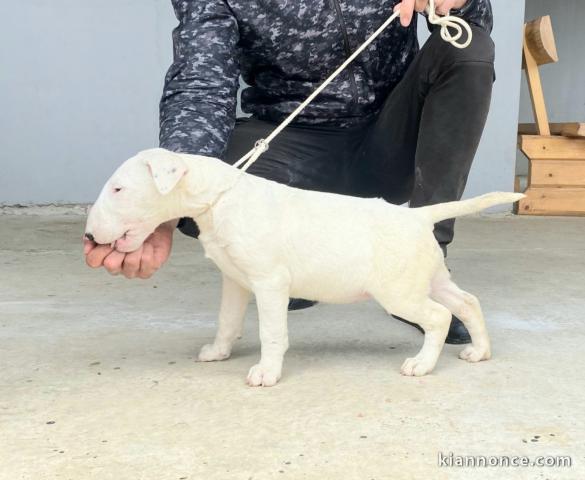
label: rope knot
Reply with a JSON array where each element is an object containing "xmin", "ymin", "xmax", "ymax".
[
  {"xmin": 426, "ymin": 0, "xmax": 473, "ymax": 49},
  {"xmin": 254, "ymin": 138, "xmax": 269, "ymax": 153}
]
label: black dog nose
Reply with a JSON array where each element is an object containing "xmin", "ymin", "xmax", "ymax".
[{"xmin": 85, "ymin": 232, "xmax": 95, "ymax": 242}]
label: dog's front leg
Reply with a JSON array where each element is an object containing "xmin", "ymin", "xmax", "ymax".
[
  {"xmin": 247, "ymin": 277, "xmax": 290, "ymax": 387},
  {"xmin": 198, "ymin": 274, "xmax": 250, "ymax": 362}
]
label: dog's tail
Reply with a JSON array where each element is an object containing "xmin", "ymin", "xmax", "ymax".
[{"xmin": 416, "ymin": 192, "xmax": 525, "ymax": 224}]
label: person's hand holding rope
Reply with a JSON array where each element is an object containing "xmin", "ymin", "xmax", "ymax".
[{"xmin": 394, "ymin": 0, "xmax": 468, "ymax": 27}]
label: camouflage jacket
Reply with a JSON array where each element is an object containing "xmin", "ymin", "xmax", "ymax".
[{"xmin": 160, "ymin": 0, "xmax": 493, "ymax": 158}]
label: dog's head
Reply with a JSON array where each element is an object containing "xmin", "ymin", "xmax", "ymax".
[{"xmin": 85, "ymin": 148, "xmax": 188, "ymax": 252}]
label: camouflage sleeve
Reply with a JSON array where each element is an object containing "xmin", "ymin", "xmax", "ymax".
[
  {"xmin": 452, "ymin": 0, "xmax": 493, "ymax": 33},
  {"xmin": 159, "ymin": 0, "xmax": 240, "ymax": 157}
]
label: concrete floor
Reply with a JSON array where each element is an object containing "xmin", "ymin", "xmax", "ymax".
[{"xmin": 1, "ymin": 212, "xmax": 584, "ymax": 480}]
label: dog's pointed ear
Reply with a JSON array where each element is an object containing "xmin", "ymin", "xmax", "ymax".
[{"xmin": 145, "ymin": 150, "xmax": 188, "ymax": 195}]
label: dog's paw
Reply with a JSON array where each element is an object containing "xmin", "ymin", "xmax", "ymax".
[
  {"xmin": 246, "ymin": 363, "xmax": 282, "ymax": 387},
  {"xmin": 400, "ymin": 356, "xmax": 435, "ymax": 377},
  {"xmin": 198, "ymin": 343, "xmax": 231, "ymax": 362},
  {"xmin": 459, "ymin": 345, "xmax": 491, "ymax": 363}
]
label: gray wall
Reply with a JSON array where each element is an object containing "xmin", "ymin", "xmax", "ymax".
[
  {"xmin": 517, "ymin": 0, "xmax": 585, "ymax": 175},
  {"xmin": 0, "ymin": 1, "xmax": 524, "ymax": 205},
  {"xmin": 0, "ymin": 1, "xmax": 176, "ymax": 204}
]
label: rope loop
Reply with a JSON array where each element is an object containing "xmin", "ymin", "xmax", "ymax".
[{"xmin": 426, "ymin": 0, "xmax": 472, "ymax": 49}]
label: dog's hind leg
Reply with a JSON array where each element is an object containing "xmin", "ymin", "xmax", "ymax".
[
  {"xmin": 376, "ymin": 291, "xmax": 451, "ymax": 376},
  {"xmin": 246, "ymin": 274, "xmax": 290, "ymax": 387},
  {"xmin": 430, "ymin": 267, "xmax": 491, "ymax": 363},
  {"xmin": 198, "ymin": 274, "xmax": 251, "ymax": 362},
  {"xmin": 397, "ymin": 299, "xmax": 452, "ymax": 376}
]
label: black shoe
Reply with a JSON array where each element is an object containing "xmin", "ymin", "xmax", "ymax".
[
  {"xmin": 288, "ymin": 298, "xmax": 318, "ymax": 311},
  {"xmin": 392, "ymin": 315, "xmax": 471, "ymax": 345},
  {"xmin": 445, "ymin": 317, "xmax": 472, "ymax": 345}
]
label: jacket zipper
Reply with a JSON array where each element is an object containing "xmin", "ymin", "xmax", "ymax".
[{"xmin": 331, "ymin": 0, "xmax": 359, "ymax": 110}]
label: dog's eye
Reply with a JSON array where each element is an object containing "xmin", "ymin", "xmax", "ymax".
[{"xmin": 113, "ymin": 187, "xmax": 123, "ymax": 193}]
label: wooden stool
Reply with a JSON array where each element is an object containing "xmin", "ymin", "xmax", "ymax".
[{"xmin": 516, "ymin": 16, "xmax": 585, "ymax": 216}]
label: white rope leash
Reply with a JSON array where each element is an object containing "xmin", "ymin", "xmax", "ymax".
[{"xmin": 234, "ymin": 0, "xmax": 473, "ymax": 172}]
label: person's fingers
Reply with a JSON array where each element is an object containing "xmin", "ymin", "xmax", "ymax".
[
  {"xmin": 86, "ymin": 244, "xmax": 114, "ymax": 268},
  {"xmin": 398, "ymin": 0, "xmax": 416, "ymax": 26},
  {"xmin": 151, "ymin": 229, "xmax": 173, "ymax": 269},
  {"xmin": 395, "ymin": 0, "xmax": 456, "ymax": 21},
  {"xmin": 138, "ymin": 243, "xmax": 156, "ymax": 279},
  {"xmin": 83, "ymin": 238, "xmax": 96, "ymax": 256},
  {"xmin": 103, "ymin": 250, "xmax": 126, "ymax": 275},
  {"xmin": 151, "ymin": 249, "xmax": 164, "ymax": 271},
  {"xmin": 414, "ymin": 0, "xmax": 428, "ymax": 13},
  {"xmin": 122, "ymin": 246, "xmax": 143, "ymax": 279},
  {"xmin": 436, "ymin": 0, "xmax": 457, "ymax": 15}
]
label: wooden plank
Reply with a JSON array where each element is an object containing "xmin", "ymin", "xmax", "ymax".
[
  {"xmin": 519, "ymin": 123, "xmax": 585, "ymax": 138},
  {"xmin": 517, "ymin": 187, "xmax": 585, "ymax": 216},
  {"xmin": 562, "ymin": 123, "xmax": 585, "ymax": 138},
  {"xmin": 523, "ymin": 32, "xmax": 550, "ymax": 135},
  {"xmin": 530, "ymin": 159, "xmax": 585, "ymax": 187},
  {"xmin": 524, "ymin": 16, "xmax": 558, "ymax": 66},
  {"xmin": 519, "ymin": 135, "xmax": 585, "ymax": 160}
]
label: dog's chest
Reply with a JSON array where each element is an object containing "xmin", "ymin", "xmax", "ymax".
[{"xmin": 199, "ymin": 237, "xmax": 250, "ymax": 287}]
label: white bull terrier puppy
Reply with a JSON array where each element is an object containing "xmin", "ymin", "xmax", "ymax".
[{"xmin": 86, "ymin": 148, "xmax": 523, "ymax": 386}]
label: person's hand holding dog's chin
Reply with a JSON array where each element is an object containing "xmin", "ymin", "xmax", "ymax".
[
  {"xmin": 84, "ymin": 219, "xmax": 178, "ymax": 279},
  {"xmin": 394, "ymin": 0, "xmax": 468, "ymax": 27}
]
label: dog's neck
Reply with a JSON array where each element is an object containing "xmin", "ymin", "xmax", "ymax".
[{"xmin": 175, "ymin": 156, "xmax": 243, "ymax": 230}]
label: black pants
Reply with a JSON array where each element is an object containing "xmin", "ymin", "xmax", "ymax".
[{"xmin": 180, "ymin": 26, "xmax": 495, "ymax": 252}]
